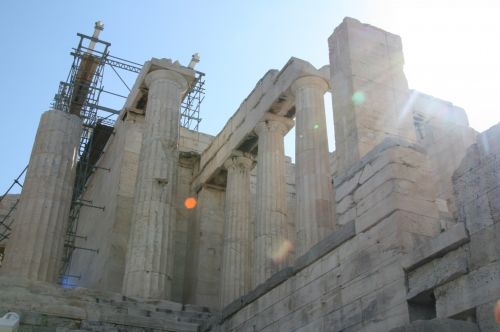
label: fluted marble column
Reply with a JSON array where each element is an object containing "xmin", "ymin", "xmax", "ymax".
[
  {"xmin": 254, "ymin": 114, "xmax": 294, "ymax": 285},
  {"xmin": 2, "ymin": 110, "xmax": 81, "ymax": 282},
  {"xmin": 292, "ymin": 76, "xmax": 334, "ymax": 256},
  {"xmin": 122, "ymin": 69, "xmax": 188, "ymax": 299},
  {"xmin": 220, "ymin": 153, "xmax": 254, "ymax": 306}
]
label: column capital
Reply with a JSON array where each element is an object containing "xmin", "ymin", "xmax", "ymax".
[
  {"xmin": 223, "ymin": 152, "xmax": 254, "ymax": 171},
  {"xmin": 254, "ymin": 113, "xmax": 295, "ymax": 137},
  {"xmin": 145, "ymin": 69, "xmax": 188, "ymax": 93},
  {"xmin": 291, "ymin": 75, "xmax": 329, "ymax": 96}
]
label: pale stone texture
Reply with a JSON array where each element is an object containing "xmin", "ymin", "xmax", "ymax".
[
  {"xmin": 389, "ymin": 319, "xmax": 479, "ymax": 332},
  {"xmin": 407, "ymin": 247, "xmax": 468, "ymax": 299},
  {"xmin": 220, "ymin": 154, "xmax": 254, "ymax": 307},
  {"xmin": 1, "ymin": 110, "xmax": 81, "ymax": 283},
  {"xmin": 0, "ymin": 276, "xmax": 209, "ymax": 331},
  {"xmin": 3, "ymin": 17, "xmax": 500, "ymax": 332},
  {"xmin": 64, "ymin": 112, "xmax": 212, "ymax": 301},
  {"xmin": 453, "ymin": 123, "xmax": 500, "ymax": 235},
  {"xmin": 184, "ymin": 185, "xmax": 225, "ymax": 310},
  {"xmin": 329, "ymin": 17, "xmax": 416, "ymax": 173},
  {"xmin": 212, "ymin": 138, "xmax": 440, "ymax": 332},
  {"xmin": 412, "ymin": 92, "xmax": 477, "ymax": 228},
  {"xmin": 292, "ymin": 76, "xmax": 334, "ymax": 256},
  {"xmin": 122, "ymin": 69, "xmax": 188, "ymax": 299},
  {"xmin": 67, "ymin": 112, "xmax": 144, "ymax": 293},
  {"xmin": 254, "ymin": 114, "xmax": 294, "ymax": 285}
]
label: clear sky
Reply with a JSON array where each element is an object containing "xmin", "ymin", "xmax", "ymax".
[{"xmin": 1, "ymin": 0, "xmax": 499, "ymax": 193}]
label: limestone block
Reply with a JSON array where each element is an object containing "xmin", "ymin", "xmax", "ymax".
[
  {"xmin": 355, "ymin": 191, "xmax": 438, "ymax": 234},
  {"xmin": 340, "ymin": 259, "xmax": 404, "ymax": 306},
  {"xmin": 407, "ymin": 247, "xmax": 468, "ymax": 299},
  {"xmin": 335, "ymin": 171, "xmax": 361, "ymax": 202},
  {"xmin": 294, "ymin": 221, "xmax": 355, "ymax": 274},
  {"xmin": 401, "ymin": 223, "xmax": 469, "ymax": 271},
  {"xmin": 435, "ymin": 261, "xmax": 500, "ymax": 318},
  {"xmin": 389, "ymin": 318, "xmax": 480, "ymax": 332},
  {"xmin": 476, "ymin": 301, "xmax": 500, "ymax": 332},
  {"xmin": 468, "ymin": 222, "xmax": 500, "ymax": 271},
  {"xmin": 337, "ymin": 195, "xmax": 354, "ymax": 215},
  {"xmin": 336, "ymin": 196, "xmax": 355, "ymax": 219},
  {"xmin": 453, "ymin": 125, "xmax": 500, "ymax": 235},
  {"xmin": 323, "ymin": 299, "xmax": 363, "ymax": 332},
  {"xmin": 362, "ymin": 303, "xmax": 409, "ymax": 332}
]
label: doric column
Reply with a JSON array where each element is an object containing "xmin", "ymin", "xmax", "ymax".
[
  {"xmin": 2, "ymin": 110, "xmax": 81, "ymax": 282},
  {"xmin": 122, "ymin": 69, "xmax": 188, "ymax": 299},
  {"xmin": 292, "ymin": 76, "xmax": 334, "ymax": 256},
  {"xmin": 254, "ymin": 114, "xmax": 294, "ymax": 285},
  {"xmin": 220, "ymin": 153, "xmax": 254, "ymax": 306}
]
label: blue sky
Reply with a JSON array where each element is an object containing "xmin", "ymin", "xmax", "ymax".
[{"xmin": 1, "ymin": 0, "xmax": 499, "ymax": 193}]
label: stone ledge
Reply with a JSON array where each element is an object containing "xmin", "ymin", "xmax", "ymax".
[
  {"xmin": 407, "ymin": 247, "xmax": 468, "ymax": 299},
  {"xmin": 294, "ymin": 221, "xmax": 355, "ymax": 272},
  {"xmin": 334, "ymin": 137, "xmax": 424, "ymax": 189},
  {"xmin": 401, "ymin": 223, "xmax": 469, "ymax": 272},
  {"xmin": 0, "ymin": 277, "xmax": 205, "ymax": 332},
  {"xmin": 389, "ymin": 318, "xmax": 479, "ymax": 332}
]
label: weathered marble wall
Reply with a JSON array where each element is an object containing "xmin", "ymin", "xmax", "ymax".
[
  {"xmin": 412, "ymin": 92, "xmax": 477, "ymax": 228},
  {"xmin": 207, "ymin": 139, "xmax": 441, "ymax": 331},
  {"xmin": 403, "ymin": 123, "xmax": 500, "ymax": 332},
  {"xmin": 68, "ymin": 111, "xmax": 212, "ymax": 302}
]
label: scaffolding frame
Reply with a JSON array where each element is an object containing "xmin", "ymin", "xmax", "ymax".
[
  {"xmin": 55, "ymin": 32, "xmax": 206, "ymax": 286},
  {"xmin": 0, "ymin": 25, "xmax": 206, "ymax": 286},
  {"xmin": 52, "ymin": 33, "xmax": 112, "ymax": 284},
  {"xmin": 180, "ymin": 71, "xmax": 205, "ymax": 131},
  {"xmin": 0, "ymin": 166, "xmax": 27, "ymax": 243}
]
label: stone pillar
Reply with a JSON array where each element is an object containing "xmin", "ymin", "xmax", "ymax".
[
  {"xmin": 220, "ymin": 153, "xmax": 254, "ymax": 306},
  {"xmin": 292, "ymin": 76, "xmax": 334, "ymax": 256},
  {"xmin": 329, "ymin": 17, "xmax": 416, "ymax": 173},
  {"xmin": 254, "ymin": 114, "xmax": 294, "ymax": 285},
  {"xmin": 122, "ymin": 69, "xmax": 187, "ymax": 299},
  {"xmin": 2, "ymin": 110, "xmax": 81, "ymax": 282}
]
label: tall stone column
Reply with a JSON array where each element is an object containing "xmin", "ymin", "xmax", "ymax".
[
  {"xmin": 292, "ymin": 76, "xmax": 334, "ymax": 256},
  {"xmin": 122, "ymin": 69, "xmax": 188, "ymax": 299},
  {"xmin": 2, "ymin": 110, "xmax": 81, "ymax": 283},
  {"xmin": 254, "ymin": 114, "xmax": 294, "ymax": 285},
  {"xmin": 220, "ymin": 153, "xmax": 254, "ymax": 306}
]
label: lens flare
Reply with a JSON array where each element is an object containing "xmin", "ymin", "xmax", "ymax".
[
  {"xmin": 495, "ymin": 300, "xmax": 500, "ymax": 324},
  {"xmin": 271, "ymin": 240, "xmax": 293, "ymax": 264},
  {"xmin": 313, "ymin": 124, "xmax": 320, "ymax": 129},
  {"xmin": 184, "ymin": 197, "xmax": 197, "ymax": 209},
  {"xmin": 351, "ymin": 91, "xmax": 365, "ymax": 105}
]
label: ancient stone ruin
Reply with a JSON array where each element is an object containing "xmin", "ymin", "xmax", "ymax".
[{"xmin": 0, "ymin": 17, "xmax": 498, "ymax": 332}]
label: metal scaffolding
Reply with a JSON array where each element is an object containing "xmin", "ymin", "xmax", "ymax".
[
  {"xmin": 0, "ymin": 166, "xmax": 27, "ymax": 243},
  {"xmin": 0, "ymin": 22, "xmax": 206, "ymax": 286}
]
